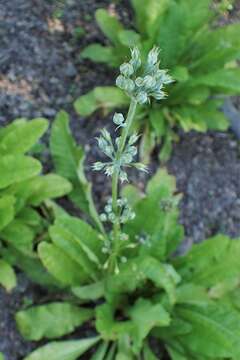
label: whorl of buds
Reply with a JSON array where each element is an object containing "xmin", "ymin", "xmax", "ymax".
[{"xmin": 116, "ymin": 46, "xmax": 173, "ymax": 105}]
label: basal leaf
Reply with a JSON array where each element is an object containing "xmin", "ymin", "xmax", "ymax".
[
  {"xmin": 16, "ymin": 302, "xmax": 93, "ymax": 340},
  {"xmin": 118, "ymin": 30, "xmax": 141, "ymax": 47},
  {"xmin": 0, "ymin": 259, "xmax": 17, "ymax": 292},
  {"xmin": 177, "ymin": 303, "xmax": 240, "ymax": 358},
  {"xmin": 0, "ymin": 118, "xmax": 48, "ymax": 155},
  {"xmin": 74, "ymin": 87, "xmax": 128, "ymax": 117},
  {"xmin": 1, "ymin": 220, "xmax": 34, "ymax": 255},
  {"xmin": 38, "ymin": 242, "xmax": 87, "ymax": 286},
  {"xmin": 95, "ymin": 9, "xmax": 123, "ymax": 45},
  {"xmin": 24, "ymin": 337, "xmax": 100, "ymax": 360},
  {"xmin": 90, "ymin": 342, "xmax": 109, "ymax": 360},
  {"xmin": 50, "ymin": 111, "xmax": 104, "ymax": 232},
  {"xmin": 128, "ymin": 298, "xmax": 170, "ymax": 352},
  {"xmin": 81, "ymin": 44, "xmax": 118, "ymax": 67},
  {"xmin": 0, "ymin": 195, "xmax": 15, "ymax": 231},
  {"xmin": 0, "ymin": 155, "xmax": 41, "ymax": 189},
  {"xmin": 72, "ymin": 281, "xmax": 104, "ymax": 301},
  {"xmin": 49, "ymin": 224, "xmax": 99, "ymax": 281},
  {"xmin": 27, "ymin": 174, "xmax": 72, "ymax": 206}
]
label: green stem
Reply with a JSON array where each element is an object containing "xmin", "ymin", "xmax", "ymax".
[{"xmin": 109, "ymin": 98, "xmax": 138, "ymax": 272}]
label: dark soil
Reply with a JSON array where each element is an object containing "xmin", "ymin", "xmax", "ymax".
[{"xmin": 0, "ymin": 0, "xmax": 240, "ymax": 359}]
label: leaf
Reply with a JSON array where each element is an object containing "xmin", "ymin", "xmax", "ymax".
[
  {"xmin": 149, "ymin": 109, "xmax": 167, "ymax": 137},
  {"xmin": 121, "ymin": 184, "xmax": 142, "ymax": 207},
  {"xmin": 0, "ymin": 352, "xmax": 4, "ymax": 360},
  {"xmin": 174, "ymin": 235, "xmax": 240, "ymax": 293},
  {"xmin": 96, "ymin": 303, "xmax": 133, "ymax": 341},
  {"xmin": 0, "ymin": 118, "xmax": 48, "ymax": 155},
  {"xmin": 81, "ymin": 44, "xmax": 118, "ymax": 67},
  {"xmin": 38, "ymin": 242, "xmax": 87, "ymax": 286},
  {"xmin": 166, "ymin": 346, "xmax": 188, "ymax": 360},
  {"xmin": 125, "ymin": 169, "xmax": 183, "ymax": 260},
  {"xmin": 118, "ymin": 30, "xmax": 140, "ymax": 47},
  {"xmin": 49, "ymin": 224, "xmax": 99, "ymax": 281},
  {"xmin": 24, "ymin": 337, "xmax": 100, "ymax": 360},
  {"xmin": 90, "ymin": 342, "xmax": 109, "ymax": 360},
  {"xmin": 1, "ymin": 220, "xmax": 34, "ymax": 255},
  {"xmin": 192, "ymin": 68, "xmax": 240, "ymax": 94},
  {"xmin": 95, "ymin": 9, "xmax": 123, "ymax": 45},
  {"xmin": 74, "ymin": 87, "xmax": 128, "ymax": 117},
  {"xmin": 143, "ymin": 344, "xmax": 158, "ymax": 360},
  {"xmin": 171, "ymin": 66, "xmax": 189, "ymax": 82},
  {"xmin": 27, "ymin": 174, "xmax": 72, "ymax": 206},
  {"xmin": 141, "ymin": 257, "xmax": 181, "ymax": 305},
  {"xmin": 131, "ymin": 0, "xmax": 170, "ymax": 38},
  {"xmin": 177, "ymin": 303, "xmax": 240, "ymax": 358},
  {"xmin": 0, "ymin": 195, "xmax": 15, "ymax": 231},
  {"xmin": 0, "ymin": 259, "xmax": 17, "ymax": 292},
  {"xmin": 0, "ymin": 155, "xmax": 41, "ymax": 189},
  {"xmin": 72, "ymin": 281, "xmax": 104, "ymax": 301},
  {"xmin": 50, "ymin": 111, "xmax": 104, "ymax": 233},
  {"xmin": 128, "ymin": 298, "xmax": 170, "ymax": 352},
  {"xmin": 16, "ymin": 302, "xmax": 93, "ymax": 341}
]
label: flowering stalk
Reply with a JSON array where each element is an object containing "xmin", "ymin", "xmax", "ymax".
[{"xmin": 93, "ymin": 47, "xmax": 173, "ymax": 274}]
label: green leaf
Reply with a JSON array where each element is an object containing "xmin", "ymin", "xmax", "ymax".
[
  {"xmin": 177, "ymin": 303, "xmax": 240, "ymax": 358},
  {"xmin": 192, "ymin": 69, "xmax": 240, "ymax": 94},
  {"xmin": 121, "ymin": 184, "xmax": 142, "ymax": 207},
  {"xmin": 50, "ymin": 111, "xmax": 104, "ymax": 233},
  {"xmin": 24, "ymin": 337, "xmax": 100, "ymax": 360},
  {"xmin": 128, "ymin": 298, "xmax": 170, "ymax": 352},
  {"xmin": 166, "ymin": 346, "xmax": 188, "ymax": 360},
  {"xmin": 0, "ymin": 195, "xmax": 15, "ymax": 231},
  {"xmin": 1, "ymin": 220, "xmax": 34, "ymax": 255},
  {"xmin": 72, "ymin": 281, "xmax": 104, "ymax": 301},
  {"xmin": 118, "ymin": 30, "xmax": 140, "ymax": 47},
  {"xmin": 131, "ymin": 0, "xmax": 170, "ymax": 37},
  {"xmin": 141, "ymin": 256, "xmax": 181, "ymax": 305},
  {"xmin": 175, "ymin": 235, "xmax": 240, "ymax": 294},
  {"xmin": 0, "ymin": 155, "xmax": 41, "ymax": 189},
  {"xmin": 49, "ymin": 224, "xmax": 99, "ymax": 281},
  {"xmin": 90, "ymin": 342, "xmax": 109, "ymax": 360},
  {"xmin": 74, "ymin": 87, "xmax": 128, "ymax": 117},
  {"xmin": 27, "ymin": 174, "xmax": 72, "ymax": 206},
  {"xmin": 95, "ymin": 9, "xmax": 123, "ymax": 45},
  {"xmin": 96, "ymin": 303, "xmax": 133, "ymax": 341},
  {"xmin": 149, "ymin": 109, "xmax": 167, "ymax": 137},
  {"xmin": 171, "ymin": 66, "xmax": 189, "ymax": 82},
  {"xmin": 143, "ymin": 344, "xmax": 158, "ymax": 360},
  {"xmin": 38, "ymin": 242, "xmax": 87, "ymax": 286},
  {"xmin": 81, "ymin": 44, "xmax": 118, "ymax": 67},
  {"xmin": 0, "ymin": 352, "xmax": 4, "ymax": 360},
  {"xmin": 125, "ymin": 169, "xmax": 183, "ymax": 260},
  {"xmin": 16, "ymin": 302, "xmax": 93, "ymax": 340},
  {"xmin": 0, "ymin": 259, "xmax": 17, "ymax": 292},
  {"xmin": 0, "ymin": 118, "xmax": 48, "ymax": 155}
]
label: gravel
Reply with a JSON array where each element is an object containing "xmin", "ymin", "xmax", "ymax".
[{"xmin": 0, "ymin": 0, "xmax": 240, "ymax": 359}]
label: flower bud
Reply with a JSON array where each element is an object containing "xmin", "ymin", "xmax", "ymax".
[
  {"xmin": 113, "ymin": 113, "xmax": 125, "ymax": 126},
  {"xmin": 93, "ymin": 162, "xmax": 105, "ymax": 171},
  {"xmin": 130, "ymin": 47, "xmax": 141, "ymax": 70},
  {"xmin": 136, "ymin": 91, "xmax": 148, "ymax": 104},
  {"xmin": 147, "ymin": 46, "xmax": 159, "ymax": 67},
  {"xmin": 142, "ymin": 75, "xmax": 157, "ymax": 89},
  {"xmin": 120, "ymin": 62, "xmax": 134, "ymax": 77}
]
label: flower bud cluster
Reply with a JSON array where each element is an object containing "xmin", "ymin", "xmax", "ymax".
[
  {"xmin": 100, "ymin": 198, "xmax": 135, "ymax": 225},
  {"xmin": 93, "ymin": 126, "xmax": 147, "ymax": 182},
  {"xmin": 116, "ymin": 46, "xmax": 173, "ymax": 105}
]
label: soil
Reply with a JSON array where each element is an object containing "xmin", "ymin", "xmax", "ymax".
[{"xmin": 0, "ymin": 0, "xmax": 240, "ymax": 359}]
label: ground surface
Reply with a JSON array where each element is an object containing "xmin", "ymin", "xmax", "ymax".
[{"xmin": 0, "ymin": 0, "xmax": 240, "ymax": 359}]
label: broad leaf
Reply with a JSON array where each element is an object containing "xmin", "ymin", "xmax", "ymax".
[
  {"xmin": 16, "ymin": 302, "xmax": 93, "ymax": 340},
  {"xmin": 81, "ymin": 44, "xmax": 118, "ymax": 67},
  {"xmin": 0, "ymin": 155, "xmax": 41, "ymax": 189},
  {"xmin": 0, "ymin": 195, "xmax": 15, "ymax": 231},
  {"xmin": 0, "ymin": 259, "xmax": 17, "ymax": 292},
  {"xmin": 24, "ymin": 337, "xmax": 100, "ymax": 360},
  {"xmin": 38, "ymin": 242, "xmax": 87, "ymax": 286},
  {"xmin": 72, "ymin": 281, "xmax": 104, "ymax": 301},
  {"xmin": 177, "ymin": 303, "xmax": 240, "ymax": 358},
  {"xmin": 95, "ymin": 9, "xmax": 123, "ymax": 45},
  {"xmin": 0, "ymin": 118, "xmax": 47, "ymax": 155},
  {"xmin": 50, "ymin": 111, "xmax": 104, "ymax": 232},
  {"xmin": 128, "ymin": 298, "xmax": 170, "ymax": 352},
  {"xmin": 74, "ymin": 87, "xmax": 128, "ymax": 117},
  {"xmin": 1, "ymin": 220, "xmax": 34, "ymax": 255}
]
